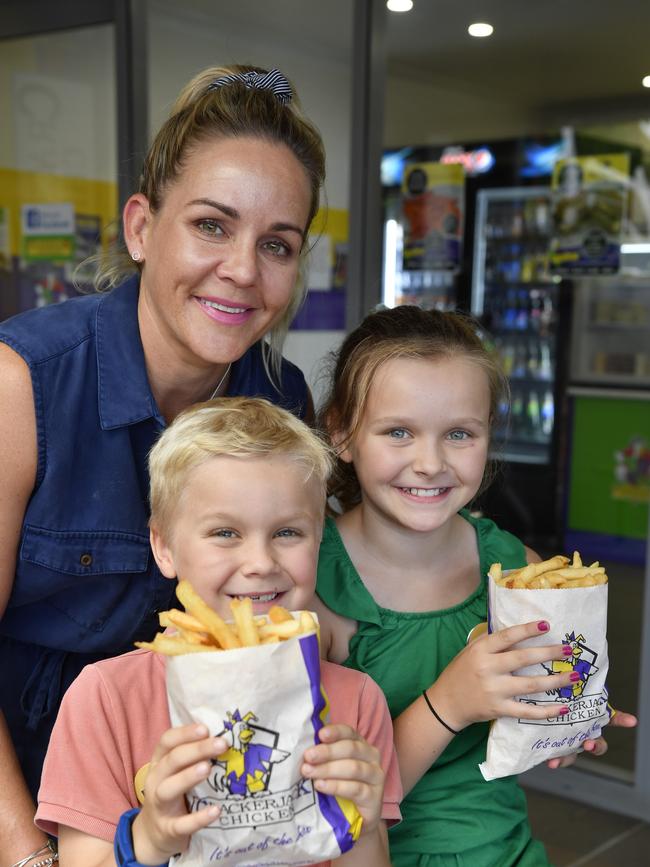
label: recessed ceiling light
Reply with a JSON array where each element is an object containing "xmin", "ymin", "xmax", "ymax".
[
  {"xmin": 387, "ymin": 0, "xmax": 413, "ymax": 12},
  {"xmin": 642, "ymin": 75, "xmax": 650, "ymax": 88},
  {"xmin": 468, "ymin": 22, "xmax": 494, "ymax": 38}
]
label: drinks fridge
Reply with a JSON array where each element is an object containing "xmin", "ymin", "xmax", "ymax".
[
  {"xmin": 471, "ymin": 187, "xmax": 569, "ymax": 546},
  {"xmin": 564, "ymin": 256, "xmax": 650, "ymax": 565}
]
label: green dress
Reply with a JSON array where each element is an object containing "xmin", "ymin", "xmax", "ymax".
[{"xmin": 316, "ymin": 510, "xmax": 551, "ymax": 867}]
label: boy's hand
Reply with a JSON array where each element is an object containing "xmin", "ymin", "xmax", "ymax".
[
  {"xmin": 547, "ymin": 708, "xmax": 638, "ymax": 769},
  {"xmin": 132, "ymin": 723, "xmax": 225, "ymax": 864},
  {"xmin": 301, "ymin": 724, "xmax": 384, "ymax": 836},
  {"xmin": 430, "ymin": 620, "xmax": 579, "ymax": 731}
]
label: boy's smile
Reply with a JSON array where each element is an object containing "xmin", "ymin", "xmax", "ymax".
[{"xmin": 150, "ymin": 454, "xmax": 324, "ymax": 619}]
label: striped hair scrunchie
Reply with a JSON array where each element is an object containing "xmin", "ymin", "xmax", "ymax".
[{"xmin": 207, "ymin": 68, "xmax": 293, "ymax": 104}]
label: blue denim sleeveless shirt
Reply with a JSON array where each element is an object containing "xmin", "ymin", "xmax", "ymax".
[{"xmin": 0, "ymin": 276, "xmax": 308, "ymax": 795}]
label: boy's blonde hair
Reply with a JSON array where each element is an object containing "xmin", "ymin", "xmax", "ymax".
[{"xmin": 149, "ymin": 397, "xmax": 333, "ymax": 537}]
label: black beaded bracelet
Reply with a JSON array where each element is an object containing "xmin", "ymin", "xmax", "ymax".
[{"xmin": 421, "ymin": 690, "xmax": 460, "ymax": 735}]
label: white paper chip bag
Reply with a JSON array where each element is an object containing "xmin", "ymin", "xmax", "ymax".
[
  {"xmin": 166, "ymin": 627, "xmax": 361, "ymax": 867},
  {"xmin": 479, "ymin": 571, "xmax": 611, "ymax": 781}
]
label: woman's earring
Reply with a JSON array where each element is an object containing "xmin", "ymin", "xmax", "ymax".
[{"xmin": 131, "ymin": 250, "xmax": 141, "ymax": 262}]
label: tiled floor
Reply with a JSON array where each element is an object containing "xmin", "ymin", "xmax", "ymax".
[{"xmin": 525, "ymin": 787, "xmax": 650, "ymax": 866}]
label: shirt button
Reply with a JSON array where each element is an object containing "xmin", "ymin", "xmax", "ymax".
[{"xmin": 80, "ymin": 553, "xmax": 93, "ymax": 567}]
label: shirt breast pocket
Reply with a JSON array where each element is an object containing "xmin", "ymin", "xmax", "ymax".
[{"xmin": 17, "ymin": 525, "xmax": 152, "ymax": 635}]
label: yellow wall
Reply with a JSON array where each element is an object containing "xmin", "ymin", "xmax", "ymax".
[{"xmin": 0, "ymin": 167, "xmax": 119, "ymax": 255}]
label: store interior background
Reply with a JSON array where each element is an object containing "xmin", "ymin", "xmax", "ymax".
[{"xmin": 1, "ymin": 0, "xmax": 649, "ymax": 862}]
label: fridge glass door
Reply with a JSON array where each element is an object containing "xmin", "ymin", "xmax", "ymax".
[
  {"xmin": 473, "ymin": 188, "xmax": 557, "ymax": 464},
  {"xmin": 570, "ymin": 275, "xmax": 650, "ymax": 387}
]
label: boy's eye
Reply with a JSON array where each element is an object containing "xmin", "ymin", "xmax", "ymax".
[
  {"xmin": 275, "ymin": 527, "xmax": 301, "ymax": 538},
  {"xmin": 387, "ymin": 428, "xmax": 410, "ymax": 440},
  {"xmin": 196, "ymin": 219, "xmax": 225, "ymax": 237},
  {"xmin": 213, "ymin": 528, "xmax": 238, "ymax": 539},
  {"xmin": 448, "ymin": 429, "xmax": 471, "ymax": 441}
]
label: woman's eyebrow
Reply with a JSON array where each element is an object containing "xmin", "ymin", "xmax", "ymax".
[{"xmin": 188, "ymin": 198, "xmax": 304, "ymax": 237}]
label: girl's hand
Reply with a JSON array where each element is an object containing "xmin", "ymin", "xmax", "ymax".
[
  {"xmin": 547, "ymin": 708, "xmax": 638, "ymax": 769},
  {"xmin": 132, "ymin": 724, "xmax": 225, "ymax": 864},
  {"xmin": 301, "ymin": 724, "xmax": 385, "ymax": 836},
  {"xmin": 429, "ymin": 620, "xmax": 578, "ymax": 732}
]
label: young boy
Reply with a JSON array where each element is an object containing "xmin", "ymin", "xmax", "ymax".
[{"xmin": 35, "ymin": 398, "xmax": 401, "ymax": 867}]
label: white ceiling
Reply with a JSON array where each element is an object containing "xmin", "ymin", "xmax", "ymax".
[
  {"xmin": 385, "ymin": 0, "xmax": 650, "ymax": 120},
  {"xmin": 152, "ymin": 0, "xmax": 650, "ymax": 140}
]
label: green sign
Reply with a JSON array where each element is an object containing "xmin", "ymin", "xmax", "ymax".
[{"xmin": 568, "ymin": 396, "xmax": 650, "ymax": 540}]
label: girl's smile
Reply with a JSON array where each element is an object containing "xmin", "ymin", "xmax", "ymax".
[
  {"xmin": 340, "ymin": 355, "xmax": 491, "ymax": 535},
  {"xmin": 397, "ymin": 486, "xmax": 452, "ymax": 502}
]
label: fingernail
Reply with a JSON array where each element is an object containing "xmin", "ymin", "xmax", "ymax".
[
  {"xmin": 559, "ymin": 706, "xmax": 570, "ymax": 715},
  {"xmin": 537, "ymin": 620, "xmax": 549, "ymax": 632},
  {"xmin": 195, "ymin": 761, "xmax": 210, "ymax": 777},
  {"xmin": 562, "ymin": 645, "xmax": 573, "ymax": 656},
  {"xmin": 570, "ymin": 672, "xmax": 581, "ymax": 683},
  {"xmin": 195, "ymin": 724, "xmax": 208, "ymax": 736}
]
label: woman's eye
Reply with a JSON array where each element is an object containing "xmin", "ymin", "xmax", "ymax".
[
  {"xmin": 196, "ymin": 219, "xmax": 225, "ymax": 237},
  {"xmin": 448, "ymin": 429, "xmax": 471, "ymax": 441},
  {"xmin": 387, "ymin": 428, "xmax": 410, "ymax": 440},
  {"xmin": 263, "ymin": 239, "xmax": 291, "ymax": 258}
]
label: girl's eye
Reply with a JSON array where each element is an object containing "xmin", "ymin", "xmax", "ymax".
[
  {"xmin": 263, "ymin": 239, "xmax": 292, "ymax": 258},
  {"xmin": 196, "ymin": 219, "xmax": 225, "ymax": 237},
  {"xmin": 387, "ymin": 428, "xmax": 410, "ymax": 440},
  {"xmin": 275, "ymin": 527, "xmax": 301, "ymax": 538},
  {"xmin": 448, "ymin": 429, "xmax": 471, "ymax": 441}
]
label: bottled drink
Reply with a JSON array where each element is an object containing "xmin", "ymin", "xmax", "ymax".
[
  {"xmin": 527, "ymin": 390, "xmax": 541, "ymax": 439},
  {"xmin": 501, "ymin": 341, "xmax": 515, "ymax": 376},
  {"xmin": 539, "ymin": 340, "xmax": 552, "ymax": 380},
  {"xmin": 503, "ymin": 289, "xmax": 517, "ymax": 330},
  {"xmin": 541, "ymin": 390, "xmax": 554, "ymax": 437},
  {"xmin": 513, "ymin": 342, "xmax": 527, "ymax": 378},
  {"xmin": 511, "ymin": 390, "xmax": 524, "ymax": 437},
  {"xmin": 527, "ymin": 339, "xmax": 540, "ymax": 377},
  {"xmin": 530, "ymin": 290, "xmax": 542, "ymax": 332},
  {"xmin": 516, "ymin": 290, "xmax": 529, "ymax": 330}
]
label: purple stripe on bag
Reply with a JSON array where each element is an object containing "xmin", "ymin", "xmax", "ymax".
[{"xmin": 299, "ymin": 633, "xmax": 355, "ymax": 855}]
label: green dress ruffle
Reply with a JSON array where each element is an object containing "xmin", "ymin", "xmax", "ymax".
[{"xmin": 316, "ymin": 510, "xmax": 551, "ymax": 867}]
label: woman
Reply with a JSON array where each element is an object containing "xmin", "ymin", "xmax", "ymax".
[{"xmin": 0, "ymin": 64, "xmax": 325, "ymax": 866}]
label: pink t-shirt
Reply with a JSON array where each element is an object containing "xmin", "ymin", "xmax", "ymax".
[{"xmin": 36, "ymin": 649, "xmax": 401, "ymax": 863}]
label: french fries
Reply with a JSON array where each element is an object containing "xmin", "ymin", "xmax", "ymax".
[
  {"xmin": 136, "ymin": 580, "xmax": 319, "ymax": 655},
  {"xmin": 489, "ymin": 551, "xmax": 608, "ymax": 589}
]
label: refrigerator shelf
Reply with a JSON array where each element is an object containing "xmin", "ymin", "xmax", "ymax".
[
  {"xmin": 490, "ymin": 444, "xmax": 549, "ymax": 465},
  {"xmin": 485, "ymin": 279, "xmax": 556, "ymax": 288},
  {"xmin": 585, "ymin": 321, "xmax": 649, "ymax": 331}
]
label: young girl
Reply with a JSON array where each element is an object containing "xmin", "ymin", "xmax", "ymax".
[{"xmin": 313, "ymin": 306, "xmax": 634, "ymax": 867}]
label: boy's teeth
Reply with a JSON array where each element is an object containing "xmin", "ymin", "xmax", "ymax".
[
  {"xmin": 404, "ymin": 487, "xmax": 445, "ymax": 497},
  {"xmin": 204, "ymin": 299, "xmax": 247, "ymax": 314},
  {"xmin": 237, "ymin": 592, "xmax": 278, "ymax": 602}
]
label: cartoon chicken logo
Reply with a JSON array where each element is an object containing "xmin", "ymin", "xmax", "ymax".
[
  {"xmin": 211, "ymin": 709, "xmax": 289, "ymax": 797},
  {"xmin": 543, "ymin": 631, "xmax": 599, "ymax": 700}
]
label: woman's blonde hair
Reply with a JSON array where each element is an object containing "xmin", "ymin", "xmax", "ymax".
[
  {"xmin": 318, "ymin": 306, "xmax": 509, "ymax": 512},
  {"xmin": 94, "ymin": 64, "xmax": 326, "ymax": 376},
  {"xmin": 149, "ymin": 396, "xmax": 333, "ymax": 538}
]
